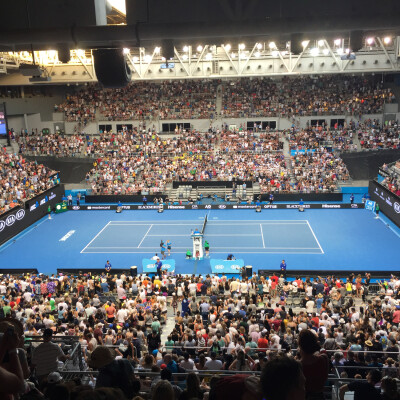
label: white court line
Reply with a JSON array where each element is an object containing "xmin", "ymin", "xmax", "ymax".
[
  {"xmin": 80, "ymin": 221, "xmax": 111, "ymax": 253},
  {"xmin": 260, "ymin": 224, "xmax": 265, "ymax": 248},
  {"xmin": 83, "ymin": 250, "xmax": 322, "ymax": 254},
  {"xmin": 146, "ymin": 234, "xmax": 260, "ymax": 237},
  {"xmin": 86, "ymin": 246, "xmax": 321, "ymax": 249},
  {"xmin": 306, "ymin": 220, "xmax": 324, "ymax": 254},
  {"xmin": 137, "ymin": 224, "xmax": 153, "ymax": 248},
  {"xmin": 108, "ymin": 223, "xmax": 156, "ymax": 226},
  {"xmin": 377, "ymin": 217, "xmax": 400, "ymax": 239},
  {"xmin": 107, "ymin": 220, "xmax": 308, "ymax": 223}
]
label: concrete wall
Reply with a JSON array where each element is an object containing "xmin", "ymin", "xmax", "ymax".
[{"xmin": 4, "ymin": 96, "xmax": 63, "ymax": 121}]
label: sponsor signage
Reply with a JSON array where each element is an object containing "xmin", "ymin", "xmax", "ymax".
[
  {"xmin": 0, "ymin": 184, "xmax": 63, "ymax": 246},
  {"xmin": 142, "ymin": 258, "xmax": 176, "ymax": 273},
  {"xmin": 68, "ymin": 203, "xmax": 364, "ymax": 211},
  {"xmin": 210, "ymin": 259, "xmax": 245, "ymax": 274},
  {"xmin": 369, "ymin": 180, "xmax": 400, "ymax": 227}
]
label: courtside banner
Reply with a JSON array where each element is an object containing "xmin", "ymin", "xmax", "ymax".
[
  {"xmin": 0, "ymin": 184, "xmax": 64, "ymax": 245},
  {"xmin": 141, "ymin": 259, "xmax": 176, "ymax": 273},
  {"xmin": 68, "ymin": 203, "xmax": 364, "ymax": 211},
  {"xmin": 369, "ymin": 180, "xmax": 400, "ymax": 227},
  {"xmin": 210, "ymin": 259, "xmax": 245, "ymax": 274}
]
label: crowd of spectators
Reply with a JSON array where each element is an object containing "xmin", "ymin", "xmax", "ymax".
[
  {"xmin": 0, "ymin": 148, "xmax": 58, "ymax": 215},
  {"xmin": 0, "ymin": 270, "xmax": 400, "ymax": 399},
  {"xmin": 290, "ymin": 151, "xmax": 350, "ymax": 193},
  {"xmin": 221, "ymin": 75, "xmax": 394, "ymax": 119},
  {"xmin": 358, "ymin": 120, "xmax": 400, "ymax": 150},
  {"xmin": 380, "ymin": 161, "xmax": 400, "ymax": 198},
  {"xmin": 83, "ymin": 129, "xmax": 293, "ymax": 195},
  {"xmin": 55, "ymin": 75, "xmax": 394, "ymax": 123},
  {"xmin": 56, "ymin": 80, "xmax": 217, "ymax": 122},
  {"xmin": 287, "ymin": 126, "xmax": 356, "ymax": 152},
  {"xmin": 17, "ymin": 134, "xmax": 85, "ymax": 157}
]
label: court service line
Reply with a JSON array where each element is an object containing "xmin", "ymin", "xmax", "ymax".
[
  {"xmin": 146, "ymin": 234, "xmax": 261, "ymax": 237},
  {"xmin": 82, "ymin": 251, "xmax": 322, "ymax": 254},
  {"xmin": 86, "ymin": 246, "xmax": 321, "ymax": 250},
  {"xmin": 306, "ymin": 220, "xmax": 324, "ymax": 254},
  {"xmin": 80, "ymin": 221, "xmax": 112, "ymax": 253},
  {"xmin": 137, "ymin": 224, "xmax": 153, "ymax": 248},
  {"xmin": 108, "ymin": 220, "xmax": 308, "ymax": 223},
  {"xmin": 260, "ymin": 224, "xmax": 265, "ymax": 248}
]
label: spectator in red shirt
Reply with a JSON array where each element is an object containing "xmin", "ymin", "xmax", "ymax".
[{"xmin": 257, "ymin": 331, "xmax": 269, "ymax": 352}]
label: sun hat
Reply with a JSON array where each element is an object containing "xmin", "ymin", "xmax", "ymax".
[
  {"xmin": 365, "ymin": 340, "xmax": 373, "ymax": 347},
  {"xmin": 88, "ymin": 346, "xmax": 115, "ymax": 369}
]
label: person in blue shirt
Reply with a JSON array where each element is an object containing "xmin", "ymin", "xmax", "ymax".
[
  {"xmin": 105, "ymin": 260, "xmax": 112, "ymax": 273},
  {"xmin": 155, "ymin": 258, "xmax": 163, "ymax": 276},
  {"xmin": 142, "ymin": 196, "xmax": 147, "ymax": 205},
  {"xmin": 350, "ymin": 194, "xmax": 354, "ymax": 204},
  {"xmin": 117, "ymin": 201, "xmax": 122, "ymax": 208},
  {"xmin": 269, "ymin": 193, "xmax": 274, "ymax": 204},
  {"xmin": 280, "ymin": 259, "xmax": 287, "ymax": 279}
]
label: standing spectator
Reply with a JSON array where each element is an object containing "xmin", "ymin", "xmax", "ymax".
[
  {"xmin": 31, "ymin": 328, "xmax": 70, "ymax": 384},
  {"xmin": 297, "ymin": 329, "xmax": 329, "ymax": 400},
  {"xmin": 105, "ymin": 260, "xmax": 112, "ymax": 273},
  {"xmin": 339, "ymin": 369, "xmax": 382, "ymax": 400},
  {"xmin": 280, "ymin": 260, "xmax": 287, "ymax": 279}
]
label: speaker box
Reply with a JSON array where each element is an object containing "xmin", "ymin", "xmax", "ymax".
[
  {"xmin": 290, "ymin": 33, "xmax": 303, "ymax": 54},
  {"xmin": 246, "ymin": 265, "xmax": 253, "ymax": 277},
  {"xmin": 93, "ymin": 48, "xmax": 132, "ymax": 88},
  {"xmin": 350, "ymin": 31, "xmax": 363, "ymax": 52}
]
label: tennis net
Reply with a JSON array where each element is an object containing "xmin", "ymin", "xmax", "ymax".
[{"xmin": 201, "ymin": 214, "xmax": 208, "ymax": 234}]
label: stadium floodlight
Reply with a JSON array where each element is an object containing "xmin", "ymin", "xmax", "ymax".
[
  {"xmin": 197, "ymin": 45, "xmax": 203, "ymax": 52},
  {"xmin": 256, "ymin": 43, "xmax": 263, "ymax": 50},
  {"xmin": 123, "ymin": 48, "xmax": 130, "ymax": 55},
  {"xmin": 383, "ymin": 36, "xmax": 391, "ymax": 45},
  {"xmin": 301, "ymin": 40, "xmax": 309, "ymax": 49},
  {"xmin": 240, "ymin": 52, "xmax": 247, "ymax": 59},
  {"xmin": 345, "ymin": 48, "xmax": 350, "ymax": 54},
  {"xmin": 205, "ymin": 53, "xmax": 212, "ymax": 60},
  {"xmin": 183, "ymin": 46, "xmax": 189, "ymax": 52},
  {"xmin": 231, "ymin": 52, "xmax": 236, "ymax": 59},
  {"xmin": 271, "ymin": 50, "xmax": 279, "ymax": 57},
  {"xmin": 268, "ymin": 42, "xmax": 276, "ymax": 49},
  {"xmin": 310, "ymin": 47, "xmax": 319, "ymax": 57},
  {"xmin": 144, "ymin": 54, "xmax": 152, "ymax": 63},
  {"xmin": 255, "ymin": 51, "xmax": 260, "ymax": 58},
  {"xmin": 239, "ymin": 43, "xmax": 246, "ymax": 50},
  {"xmin": 182, "ymin": 54, "xmax": 188, "ymax": 60},
  {"xmin": 322, "ymin": 48, "xmax": 329, "ymax": 55},
  {"xmin": 154, "ymin": 47, "xmax": 161, "ymax": 54},
  {"xmin": 224, "ymin": 44, "xmax": 231, "ymax": 51},
  {"xmin": 75, "ymin": 49, "xmax": 85, "ymax": 58},
  {"xmin": 281, "ymin": 50, "xmax": 288, "ymax": 56},
  {"xmin": 317, "ymin": 40, "xmax": 325, "ymax": 47},
  {"xmin": 132, "ymin": 56, "xmax": 139, "ymax": 63},
  {"xmin": 337, "ymin": 48, "xmax": 344, "ymax": 55},
  {"xmin": 334, "ymin": 39, "xmax": 341, "ymax": 46},
  {"xmin": 366, "ymin": 37, "xmax": 374, "ymax": 45}
]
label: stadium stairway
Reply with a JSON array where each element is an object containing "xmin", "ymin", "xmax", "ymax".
[{"xmin": 215, "ymin": 84, "xmax": 223, "ymax": 116}]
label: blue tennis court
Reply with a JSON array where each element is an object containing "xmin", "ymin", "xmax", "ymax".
[
  {"xmin": 1, "ymin": 208, "xmax": 399, "ymax": 275},
  {"xmin": 81, "ymin": 220, "xmax": 323, "ymax": 254}
]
